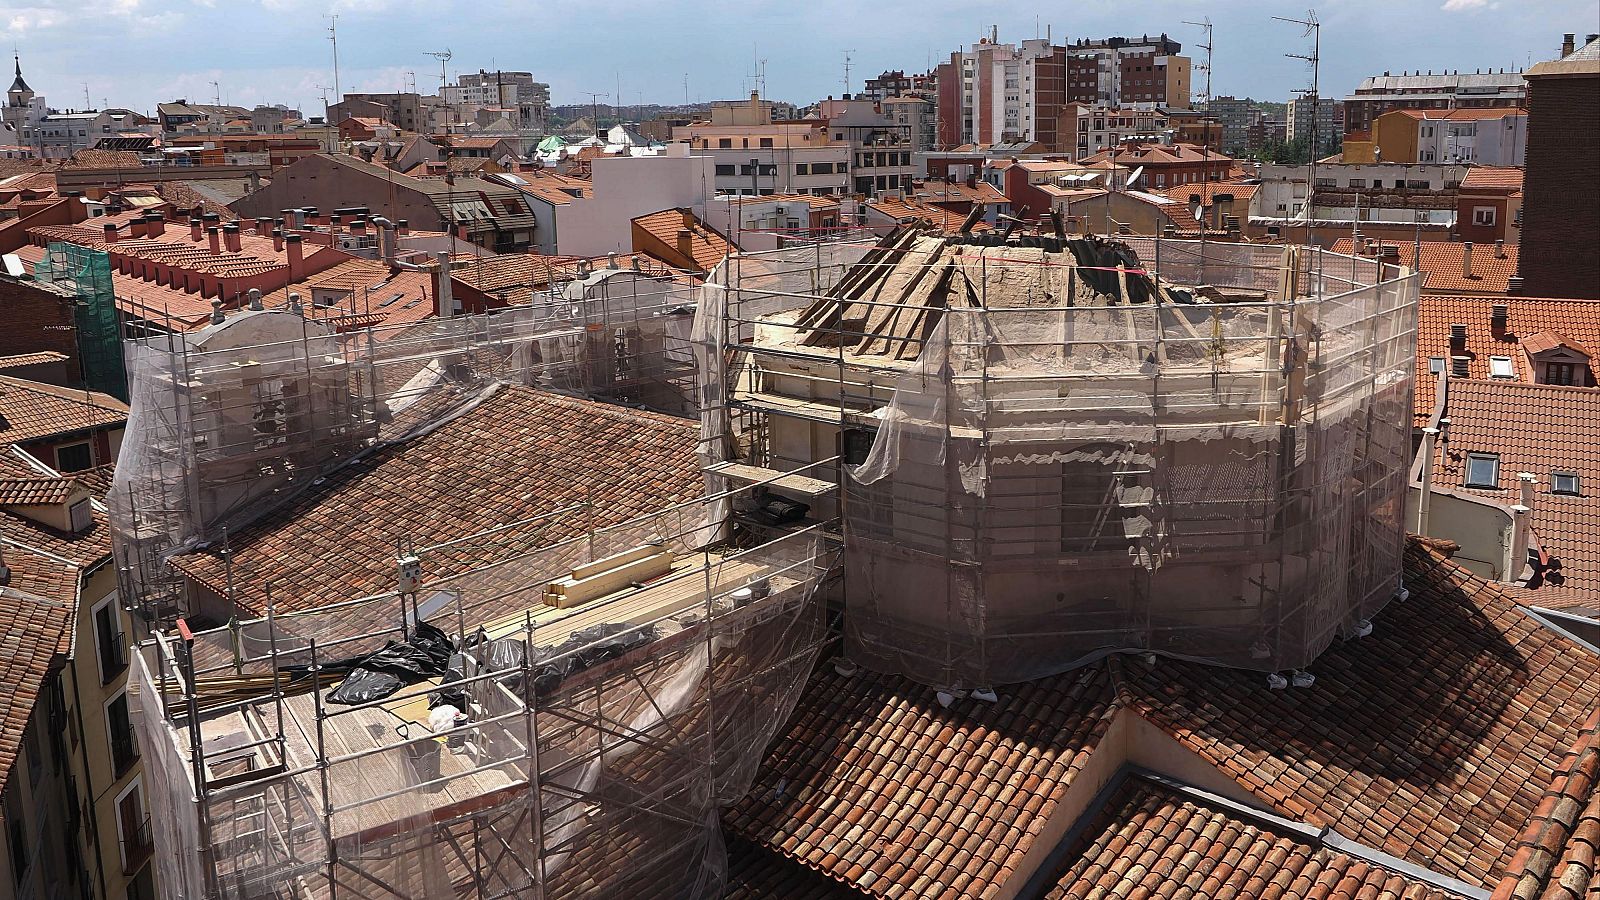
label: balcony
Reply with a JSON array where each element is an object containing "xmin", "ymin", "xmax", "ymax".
[{"xmin": 121, "ymin": 817, "xmax": 153, "ymax": 875}]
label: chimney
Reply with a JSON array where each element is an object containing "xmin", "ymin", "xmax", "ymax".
[
  {"xmin": 434, "ymin": 250, "xmax": 455, "ymax": 316},
  {"xmin": 1491, "ymin": 303, "xmax": 1508, "ymax": 332},
  {"xmin": 128, "ymin": 217, "xmax": 148, "ymax": 240},
  {"xmin": 146, "ymin": 214, "xmax": 167, "ymax": 239},
  {"xmin": 271, "ymin": 227, "xmax": 285, "ymax": 252},
  {"xmin": 1494, "ymin": 239, "xmax": 1506, "ymax": 259},
  {"xmin": 189, "ymin": 218, "xmax": 203, "ymax": 242},
  {"xmin": 329, "ymin": 214, "xmax": 342, "ymax": 240},
  {"xmin": 281, "ymin": 209, "xmax": 298, "ymax": 229},
  {"xmin": 286, "ymin": 233, "xmax": 304, "ymax": 281},
  {"xmin": 255, "ymin": 217, "xmax": 271, "ymax": 236},
  {"xmin": 247, "ymin": 287, "xmax": 263, "ymax": 311},
  {"xmin": 1462, "ymin": 241, "xmax": 1474, "ymax": 279},
  {"xmin": 351, "ymin": 218, "xmax": 368, "ymax": 237},
  {"xmin": 1510, "ymin": 472, "xmax": 1536, "ymax": 580},
  {"xmin": 1562, "ymin": 33, "xmax": 1576, "ymax": 57},
  {"xmin": 676, "ymin": 229, "xmax": 694, "ymax": 264},
  {"xmin": 223, "ymin": 223, "xmax": 241, "ymax": 253},
  {"xmin": 103, "ymin": 222, "xmax": 119, "ymax": 244},
  {"xmin": 374, "ymin": 217, "xmax": 395, "ymax": 264},
  {"xmin": 207, "ymin": 226, "xmax": 221, "ymax": 255},
  {"xmin": 1451, "ymin": 355, "xmax": 1471, "ymax": 378},
  {"xmin": 397, "ymin": 219, "xmax": 409, "ymax": 236}
]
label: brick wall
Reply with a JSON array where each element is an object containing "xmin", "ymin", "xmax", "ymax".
[
  {"xmin": 0, "ymin": 279, "xmax": 83, "ymax": 385},
  {"xmin": 1518, "ymin": 70, "xmax": 1600, "ymax": 299}
]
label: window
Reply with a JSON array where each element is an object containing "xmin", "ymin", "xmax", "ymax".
[
  {"xmin": 1348, "ymin": 178, "xmax": 1366, "ymax": 188},
  {"xmin": 714, "ymin": 164, "xmax": 735, "ymax": 176},
  {"xmin": 1473, "ymin": 206, "xmax": 1497, "ymax": 227},
  {"xmin": 759, "ymin": 138, "xmax": 773, "ymax": 148},
  {"xmin": 794, "ymin": 163, "xmax": 809, "ymax": 175},
  {"xmin": 1488, "ymin": 356, "xmax": 1515, "ymax": 379},
  {"xmin": 1552, "ymin": 472, "xmax": 1581, "ymax": 496},
  {"xmin": 69, "ymin": 497, "xmax": 92, "ymax": 532},
  {"xmin": 115, "ymin": 778, "xmax": 152, "ymax": 875},
  {"xmin": 55, "ymin": 441, "xmax": 92, "ymax": 472},
  {"xmin": 94, "ymin": 594, "xmax": 126, "ymax": 683},
  {"xmin": 717, "ymin": 138, "xmax": 732, "ymax": 149},
  {"xmin": 107, "ymin": 691, "xmax": 139, "ymax": 776},
  {"xmin": 1543, "ymin": 361, "xmax": 1581, "ymax": 385},
  {"xmin": 1465, "ymin": 452, "xmax": 1500, "ymax": 489},
  {"xmin": 1406, "ymin": 179, "xmax": 1431, "ymax": 189}
]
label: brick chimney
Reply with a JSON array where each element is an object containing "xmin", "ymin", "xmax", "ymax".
[
  {"xmin": 1462, "ymin": 242, "xmax": 1474, "ymax": 280},
  {"xmin": 351, "ymin": 218, "xmax": 367, "ymax": 237},
  {"xmin": 146, "ymin": 214, "xmax": 166, "ymax": 238},
  {"xmin": 285, "ymin": 234, "xmax": 305, "ymax": 281},
  {"xmin": 223, "ymin": 223, "xmax": 242, "ymax": 253},
  {"xmin": 676, "ymin": 229, "xmax": 694, "ymax": 265},
  {"xmin": 271, "ymin": 228, "xmax": 284, "ymax": 253},
  {"xmin": 1562, "ymin": 33, "xmax": 1576, "ymax": 57},
  {"xmin": 189, "ymin": 218, "xmax": 203, "ymax": 242},
  {"xmin": 1494, "ymin": 239, "xmax": 1506, "ymax": 259},
  {"xmin": 256, "ymin": 217, "xmax": 272, "ymax": 236},
  {"xmin": 397, "ymin": 219, "xmax": 409, "ymax": 236},
  {"xmin": 206, "ymin": 226, "xmax": 221, "ymax": 255},
  {"xmin": 103, "ymin": 222, "xmax": 119, "ymax": 244},
  {"xmin": 128, "ymin": 217, "xmax": 147, "ymax": 240}
]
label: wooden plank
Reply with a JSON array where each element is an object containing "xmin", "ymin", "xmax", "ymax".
[
  {"xmin": 546, "ymin": 552, "xmax": 676, "ymax": 607},
  {"xmin": 570, "ymin": 544, "xmax": 665, "ymax": 581}
]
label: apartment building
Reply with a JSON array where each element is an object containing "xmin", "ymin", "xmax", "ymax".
[
  {"xmin": 818, "ymin": 98, "xmax": 915, "ymax": 196},
  {"xmin": 1206, "ymin": 96, "xmax": 1262, "ymax": 153},
  {"xmin": 933, "ymin": 33, "xmax": 1067, "ymax": 149},
  {"xmin": 1517, "ymin": 33, "xmax": 1600, "ymax": 298},
  {"xmin": 1059, "ymin": 103, "xmax": 1171, "ymax": 156},
  {"xmin": 1349, "ymin": 107, "xmax": 1528, "ymax": 165},
  {"xmin": 881, "ymin": 96, "xmax": 936, "ymax": 154},
  {"xmin": 1285, "ymin": 94, "xmax": 1342, "ymax": 147},
  {"xmin": 673, "ymin": 94, "xmax": 849, "ymax": 196},
  {"xmin": 1341, "ymin": 68, "xmax": 1528, "ymax": 135},
  {"xmin": 1066, "ymin": 34, "xmax": 1191, "ymax": 108}
]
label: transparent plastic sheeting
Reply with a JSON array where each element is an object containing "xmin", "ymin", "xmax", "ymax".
[
  {"xmin": 713, "ymin": 239, "xmax": 1418, "ymax": 688},
  {"xmin": 845, "ymin": 246, "xmax": 1417, "ymax": 687},
  {"xmin": 109, "ymin": 271, "xmax": 705, "ymax": 622},
  {"xmin": 129, "ymin": 524, "xmax": 833, "ymax": 900}
]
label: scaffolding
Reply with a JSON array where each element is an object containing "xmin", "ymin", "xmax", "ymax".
[
  {"xmin": 130, "ymin": 482, "xmax": 836, "ymax": 900},
  {"xmin": 706, "ymin": 230, "xmax": 1419, "ymax": 687},
  {"xmin": 110, "ymin": 265, "xmax": 705, "ymax": 626},
  {"xmin": 33, "ymin": 241, "xmax": 128, "ymax": 400}
]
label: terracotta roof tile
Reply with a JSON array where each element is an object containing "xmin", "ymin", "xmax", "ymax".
[
  {"xmin": 732, "ymin": 538, "xmax": 1600, "ymax": 898},
  {"xmin": 1118, "ymin": 538, "xmax": 1600, "ymax": 889},
  {"xmin": 169, "ymin": 384, "xmax": 702, "ymax": 614},
  {"xmin": 867, "ymin": 197, "xmax": 990, "ymax": 235},
  {"xmin": 0, "ymin": 375, "xmax": 128, "ymax": 445},
  {"xmin": 1462, "ymin": 167, "xmax": 1525, "ymax": 192},
  {"xmin": 1152, "ymin": 180, "xmax": 1260, "ymax": 207},
  {"xmin": 0, "ymin": 476, "xmax": 76, "ymax": 506},
  {"xmin": 0, "ymin": 351, "xmax": 68, "ymax": 371},
  {"xmin": 1332, "ymin": 238, "xmax": 1519, "ymax": 294},
  {"xmin": 631, "ymin": 208, "xmax": 734, "ymax": 273},
  {"xmin": 1412, "ymin": 294, "xmax": 1600, "ymax": 421},
  {"xmin": 1427, "ymin": 378, "xmax": 1600, "ymax": 603},
  {"xmin": 0, "ymin": 586, "xmax": 74, "ymax": 795},
  {"xmin": 726, "ymin": 664, "xmax": 1120, "ymax": 900},
  {"xmin": 1045, "ymin": 775, "xmax": 1465, "ymax": 899}
]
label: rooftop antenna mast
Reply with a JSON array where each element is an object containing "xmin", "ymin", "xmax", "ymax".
[
  {"xmin": 327, "ymin": 15, "xmax": 340, "ymax": 101},
  {"xmin": 1275, "ymin": 10, "xmax": 1321, "ymax": 267},
  {"xmin": 426, "ymin": 49, "xmax": 452, "ymax": 128},
  {"xmin": 581, "ymin": 91, "xmax": 609, "ymax": 137},
  {"xmin": 1185, "ymin": 17, "xmax": 1215, "ymax": 273},
  {"xmin": 842, "ymin": 50, "xmax": 855, "ymax": 96},
  {"xmin": 210, "ymin": 80, "xmax": 221, "ymax": 106},
  {"xmin": 405, "ymin": 71, "xmax": 416, "ymax": 94}
]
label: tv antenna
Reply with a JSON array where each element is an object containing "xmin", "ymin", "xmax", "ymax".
[
  {"xmin": 210, "ymin": 80, "xmax": 221, "ymax": 106},
  {"xmin": 425, "ymin": 49, "xmax": 452, "ymax": 92},
  {"xmin": 842, "ymin": 49, "xmax": 855, "ymax": 96},
  {"xmin": 581, "ymin": 91, "xmax": 610, "ymax": 137},
  {"xmin": 1275, "ymin": 10, "xmax": 1322, "ymax": 262},
  {"xmin": 327, "ymin": 15, "xmax": 341, "ymax": 100}
]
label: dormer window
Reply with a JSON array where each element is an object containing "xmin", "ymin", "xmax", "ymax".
[
  {"xmin": 1552, "ymin": 472, "xmax": 1581, "ymax": 496},
  {"xmin": 69, "ymin": 497, "xmax": 92, "ymax": 533},
  {"xmin": 1546, "ymin": 361, "xmax": 1581, "ymax": 386}
]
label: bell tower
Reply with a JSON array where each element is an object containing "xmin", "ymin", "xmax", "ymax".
[{"xmin": 4, "ymin": 55, "xmax": 36, "ymax": 144}]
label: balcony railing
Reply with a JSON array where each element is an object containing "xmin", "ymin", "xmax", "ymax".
[{"xmin": 121, "ymin": 817, "xmax": 153, "ymax": 875}]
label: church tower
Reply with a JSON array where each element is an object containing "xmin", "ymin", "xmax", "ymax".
[{"xmin": 5, "ymin": 55, "xmax": 36, "ymax": 145}]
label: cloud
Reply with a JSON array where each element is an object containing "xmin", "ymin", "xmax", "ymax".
[{"xmin": 1440, "ymin": 0, "xmax": 1496, "ymax": 10}]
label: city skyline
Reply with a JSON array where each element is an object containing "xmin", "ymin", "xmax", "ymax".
[{"xmin": 1, "ymin": 0, "xmax": 1589, "ymax": 118}]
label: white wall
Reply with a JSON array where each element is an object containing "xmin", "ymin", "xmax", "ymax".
[{"xmin": 553, "ymin": 144, "xmax": 717, "ymax": 257}]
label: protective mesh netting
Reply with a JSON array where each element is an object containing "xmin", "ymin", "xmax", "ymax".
[
  {"xmin": 130, "ymin": 508, "xmax": 834, "ymax": 900},
  {"xmin": 713, "ymin": 237, "xmax": 1417, "ymax": 688}
]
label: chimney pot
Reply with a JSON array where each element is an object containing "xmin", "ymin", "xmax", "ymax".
[
  {"xmin": 1494, "ymin": 238, "xmax": 1505, "ymax": 259},
  {"xmin": 1451, "ymin": 355, "xmax": 1470, "ymax": 377},
  {"xmin": 1462, "ymin": 242, "xmax": 1474, "ymax": 280},
  {"xmin": 103, "ymin": 222, "xmax": 119, "ymax": 243},
  {"xmin": 676, "ymin": 228, "xmax": 695, "ymax": 264},
  {"xmin": 223, "ymin": 223, "xmax": 242, "ymax": 253},
  {"xmin": 286, "ymin": 233, "xmax": 305, "ymax": 281},
  {"xmin": 207, "ymin": 227, "xmax": 221, "ymax": 255},
  {"xmin": 190, "ymin": 218, "xmax": 203, "ymax": 242}
]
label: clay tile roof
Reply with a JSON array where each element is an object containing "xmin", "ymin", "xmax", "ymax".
[
  {"xmin": 1462, "ymin": 167, "xmax": 1525, "ymax": 191},
  {"xmin": 0, "ymin": 584, "xmax": 74, "ymax": 794},
  {"xmin": 1496, "ymin": 709, "xmax": 1600, "ymax": 899},
  {"xmin": 0, "ymin": 375, "xmax": 128, "ymax": 445},
  {"xmin": 59, "ymin": 148, "xmax": 144, "ymax": 169},
  {"xmin": 1152, "ymin": 181, "xmax": 1259, "ymax": 206},
  {"xmin": 1412, "ymin": 294, "xmax": 1600, "ymax": 421},
  {"xmin": 726, "ymin": 664, "xmax": 1120, "ymax": 900},
  {"xmin": 1427, "ymin": 378, "xmax": 1600, "ymax": 602},
  {"xmin": 1117, "ymin": 538, "xmax": 1600, "ymax": 890},
  {"xmin": 1520, "ymin": 330, "xmax": 1590, "ymax": 358},
  {"xmin": 0, "ymin": 351, "xmax": 68, "ymax": 371},
  {"xmin": 1044, "ymin": 775, "xmax": 1467, "ymax": 899},
  {"xmin": 867, "ymin": 197, "xmax": 990, "ymax": 235},
  {"xmin": 631, "ymin": 208, "xmax": 733, "ymax": 273},
  {"xmin": 169, "ymin": 384, "xmax": 703, "ymax": 615},
  {"xmin": 0, "ymin": 476, "xmax": 75, "ymax": 506},
  {"xmin": 1331, "ymin": 238, "xmax": 1520, "ymax": 294}
]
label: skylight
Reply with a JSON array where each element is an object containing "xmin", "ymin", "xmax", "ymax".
[
  {"xmin": 1488, "ymin": 356, "xmax": 1515, "ymax": 379},
  {"xmin": 1465, "ymin": 453, "xmax": 1500, "ymax": 489},
  {"xmin": 1552, "ymin": 472, "xmax": 1581, "ymax": 496}
]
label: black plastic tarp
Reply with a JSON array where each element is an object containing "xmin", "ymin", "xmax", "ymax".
[
  {"xmin": 486, "ymin": 622, "xmax": 659, "ymax": 699},
  {"xmin": 319, "ymin": 621, "xmax": 457, "ymax": 705}
]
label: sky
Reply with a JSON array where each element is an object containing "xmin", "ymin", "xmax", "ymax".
[{"xmin": 0, "ymin": 0, "xmax": 1591, "ymax": 118}]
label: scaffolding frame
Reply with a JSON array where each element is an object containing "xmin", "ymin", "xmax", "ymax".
[
  {"xmin": 34, "ymin": 241, "xmax": 129, "ymax": 399},
  {"xmin": 130, "ymin": 472, "xmax": 839, "ymax": 900},
  {"xmin": 703, "ymin": 233, "xmax": 1419, "ymax": 687}
]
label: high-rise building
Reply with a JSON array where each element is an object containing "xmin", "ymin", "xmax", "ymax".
[
  {"xmin": 1515, "ymin": 33, "xmax": 1600, "ymax": 299},
  {"xmin": 1286, "ymin": 95, "xmax": 1341, "ymax": 148},
  {"xmin": 1341, "ymin": 68, "xmax": 1527, "ymax": 135},
  {"xmin": 1205, "ymin": 96, "xmax": 1261, "ymax": 152},
  {"xmin": 1065, "ymin": 34, "xmax": 1191, "ymax": 108},
  {"xmin": 934, "ymin": 32, "xmax": 1067, "ymax": 150}
]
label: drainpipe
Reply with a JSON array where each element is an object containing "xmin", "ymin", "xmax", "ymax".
[
  {"xmin": 1416, "ymin": 426, "xmax": 1439, "ymax": 535},
  {"xmin": 1508, "ymin": 471, "xmax": 1535, "ymax": 582}
]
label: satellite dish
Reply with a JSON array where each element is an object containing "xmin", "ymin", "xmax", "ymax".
[{"xmin": 1126, "ymin": 165, "xmax": 1144, "ymax": 189}]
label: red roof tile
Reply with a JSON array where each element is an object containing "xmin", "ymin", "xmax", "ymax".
[
  {"xmin": 1044, "ymin": 775, "xmax": 1465, "ymax": 899},
  {"xmin": 170, "ymin": 384, "xmax": 703, "ymax": 614},
  {"xmin": 1428, "ymin": 378, "xmax": 1600, "ymax": 603},
  {"xmin": 0, "ymin": 375, "xmax": 128, "ymax": 445},
  {"xmin": 1462, "ymin": 167, "xmax": 1525, "ymax": 192},
  {"xmin": 1331, "ymin": 238, "xmax": 1519, "ymax": 294},
  {"xmin": 631, "ymin": 208, "xmax": 734, "ymax": 273},
  {"xmin": 1412, "ymin": 295, "xmax": 1600, "ymax": 421}
]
